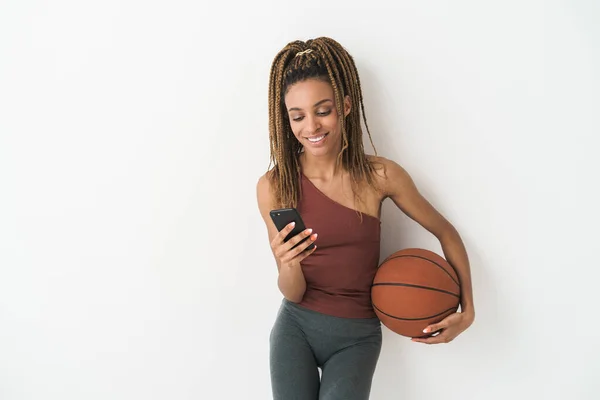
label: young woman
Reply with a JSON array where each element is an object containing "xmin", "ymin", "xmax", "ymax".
[{"xmin": 256, "ymin": 37, "xmax": 475, "ymax": 400}]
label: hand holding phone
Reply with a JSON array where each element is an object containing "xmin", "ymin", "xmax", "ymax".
[{"xmin": 269, "ymin": 208, "xmax": 317, "ymax": 266}]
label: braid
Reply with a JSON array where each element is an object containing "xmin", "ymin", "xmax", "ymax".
[{"xmin": 266, "ymin": 37, "xmax": 381, "ymax": 218}]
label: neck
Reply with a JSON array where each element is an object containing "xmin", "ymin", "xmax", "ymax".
[{"xmin": 300, "ymin": 150, "xmax": 343, "ymax": 181}]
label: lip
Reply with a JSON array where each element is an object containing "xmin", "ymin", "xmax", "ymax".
[
  {"xmin": 304, "ymin": 133, "xmax": 328, "ymax": 140},
  {"xmin": 305, "ymin": 132, "xmax": 329, "ymax": 148},
  {"xmin": 304, "ymin": 132, "xmax": 329, "ymax": 147}
]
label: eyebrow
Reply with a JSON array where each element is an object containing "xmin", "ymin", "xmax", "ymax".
[{"xmin": 288, "ymin": 99, "xmax": 333, "ymax": 112}]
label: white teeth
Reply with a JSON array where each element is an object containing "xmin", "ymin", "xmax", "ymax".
[{"xmin": 308, "ymin": 134, "xmax": 326, "ymax": 142}]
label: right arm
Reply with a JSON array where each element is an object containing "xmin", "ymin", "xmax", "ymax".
[{"xmin": 256, "ymin": 174, "xmax": 317, "ymax": 303}]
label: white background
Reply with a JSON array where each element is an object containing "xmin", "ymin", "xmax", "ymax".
[{"xmin": 1, "ymin": 1, "xmax": 599, "ymax": 399}]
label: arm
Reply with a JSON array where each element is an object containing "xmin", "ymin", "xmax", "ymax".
[
  {"xmin": 256, "ymin": 173, "xmax": 308, "ymax": 303},
  {"xmin": 379, "ymin": 157, "xmax": 475, "ymax": 342}
]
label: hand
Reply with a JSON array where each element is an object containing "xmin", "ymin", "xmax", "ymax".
[
  {"xmin": 271, "ymin": 222, "xmax": 318, "ymax": 268},
  {"xmin": 411, "ymin": 311, "xmax": 474, "ymax": 344}
]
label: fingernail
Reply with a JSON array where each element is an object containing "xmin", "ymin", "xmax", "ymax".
[
  {"xmin": 423, "ymin": 328, "xmax": 429, "ymax": 333},
  {"xmin": 306, "ymin": 228, "xmax": 312, "ymax": 234}
]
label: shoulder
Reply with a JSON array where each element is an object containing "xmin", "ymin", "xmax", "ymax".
[{"xmin": 366, "ymin": 155, "xmax": 415, "ymax": 198}]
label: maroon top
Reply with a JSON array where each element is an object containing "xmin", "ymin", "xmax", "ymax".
[{"xmin": 296, "ymin": 172, "xmax": 381, "ymax": 319}]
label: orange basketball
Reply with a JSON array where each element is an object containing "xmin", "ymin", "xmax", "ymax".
[{"xmin": 371, "ymin": 248, "xmax": 461, "ymax": 338}]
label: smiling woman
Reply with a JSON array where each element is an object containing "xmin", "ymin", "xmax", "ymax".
[{"xmin": 256, "ymin": 37, "xmax": 475, "ymax": 400}]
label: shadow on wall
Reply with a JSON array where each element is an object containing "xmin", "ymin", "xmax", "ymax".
[{"xmin": 356, "ymin": 63, "xmax": 521, "ymax": 399}]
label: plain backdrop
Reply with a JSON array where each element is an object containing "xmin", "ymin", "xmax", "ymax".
[{"xmin": 1, "ymin": 1, "xmax": 599, "ymax": 399}]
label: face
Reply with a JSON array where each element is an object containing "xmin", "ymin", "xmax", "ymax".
[{"xmin": 284, "ymin": 78, "xmax": 350, "ymax": 157}]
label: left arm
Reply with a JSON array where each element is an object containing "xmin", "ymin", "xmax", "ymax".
[{"xmin": 378, "ymin": 157, "xmax": 475, "ymax": 344}]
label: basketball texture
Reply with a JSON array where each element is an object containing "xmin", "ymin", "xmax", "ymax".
[{"xmin": 371, "ymin": 248, "xmax": 461, "ymax": 338}]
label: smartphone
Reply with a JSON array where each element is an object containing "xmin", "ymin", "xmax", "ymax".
[{"xmin": 269, "ymin": 207, "xmax": 315, "ymax": 251}]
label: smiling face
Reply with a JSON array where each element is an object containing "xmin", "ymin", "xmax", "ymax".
[{"xmin": 284, "ymin": 78, "xmax": 351, "ymax": 158}]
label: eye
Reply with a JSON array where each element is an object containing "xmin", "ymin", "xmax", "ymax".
[{"xmin": 290, "ymin": 109, "xmax": 331, "ymax": 122}]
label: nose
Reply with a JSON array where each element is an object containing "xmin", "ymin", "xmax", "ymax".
[{"xmin": 304, "ymin": 115, "xmax": 321, "ymax": 135}]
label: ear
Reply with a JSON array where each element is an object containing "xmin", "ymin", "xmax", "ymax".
[{"xmin": 343, "ymin": 95, "xmax": 351, "ymax": 117}]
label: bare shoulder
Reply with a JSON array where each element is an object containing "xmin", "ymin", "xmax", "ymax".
[
  {"xmin": 367, "ymin": 154, "xmax": 453, "ymax": 238},
  {"xmin": 366, "ymin": 154, "xmax": 414, "ymax": 198}
]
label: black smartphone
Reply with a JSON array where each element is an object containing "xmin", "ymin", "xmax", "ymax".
[{"xmin": 269, "ymin": 207, "xmax": 315, "ymax": 251}]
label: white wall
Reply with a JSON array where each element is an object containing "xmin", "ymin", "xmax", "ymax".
[{"xmin": 1, "ymin": 1, "xmax": 598, "ymax": 399}]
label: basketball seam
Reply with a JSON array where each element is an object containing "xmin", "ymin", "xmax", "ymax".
[
  {"xmin": 371, "ymin": 303, "xmax": 457, "ymax": 321},
  {"xmin": 379, "ymin": 254, "xmax": 460, "ymax": 287},
  {"xmin": 372, "ymin": 282, "xmax": 460, "ymax": 298}
]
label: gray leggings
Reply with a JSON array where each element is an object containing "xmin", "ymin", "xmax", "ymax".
[{"xmin": 269, "ymin": 299, "xmax": 382, "ymax": 400}]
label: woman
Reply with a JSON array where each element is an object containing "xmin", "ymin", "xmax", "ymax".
[{"xmin": 256, "ymin": 37, "xmax": 475, "ymax": 400}]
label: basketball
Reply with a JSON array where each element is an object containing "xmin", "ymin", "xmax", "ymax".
[{"xmin": 371, "ymin": 248, "xmax": 461, "ymax": 338}]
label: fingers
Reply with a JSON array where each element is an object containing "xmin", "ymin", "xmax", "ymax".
[
  {"xmin": 271, "ymin": 222, "xmax": 318, "ymax": 262},
  {"xmin": 270, "ymin": 222, "xmax": 299, "ymax": 255},
  {"xmin": 411, "ymin": 332, "xmax": 452, "ymax": 345},
  {"xmin": 272, "ymin": 221, "xmax": 297, "ymax": 247},
  {"xmin": 291, "ymin": 230, "xmax": 317, "ymax": 251},
  {"xmin": 285, "ymin": 231, "xmax": 318, "ymax": 261},
  {"xmin": 412, "ymin": 313, "xmax": 468, "ymax": 344},
  {"xmin": 423, "ymin": 322, "xmax": 444, "ymax": 335},
  {"xmin": 423, "ymin": 314, "xmax": 457, "ymax": 334},
  {"xmin": 294, "ymin": 240, "xmax": 318, "ymax": 262},
  {"xmin": 412, "ymin": 325, "xmax": 456, "ymax": 344}
]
